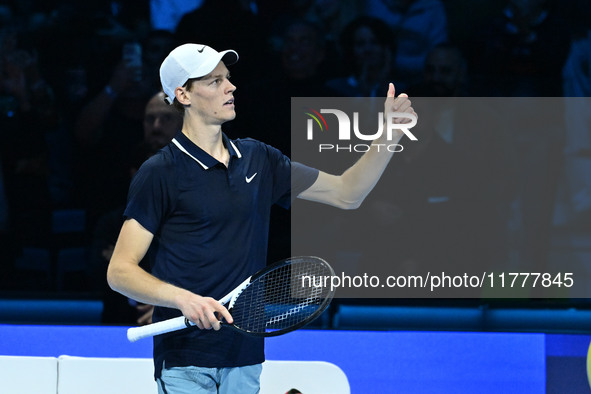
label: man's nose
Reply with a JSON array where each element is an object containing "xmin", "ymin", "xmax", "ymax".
[{"xmin": 226, "ymin": 80, "xmax": 237, "ymax": 93}]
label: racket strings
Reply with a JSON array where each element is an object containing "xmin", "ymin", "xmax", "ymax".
[{"xmin": 230, "ymin": 258, "xmax": 333, "ymax": 334}]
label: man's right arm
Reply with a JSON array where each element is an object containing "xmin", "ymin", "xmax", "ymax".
[{"xmin": 107, "ymin": 218, "xmax": 232, "ymax": 329}]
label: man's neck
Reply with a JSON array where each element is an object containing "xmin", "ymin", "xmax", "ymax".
[{"xmin": 181, "ymin": 121, "xmax": 229, "ymax": 167}]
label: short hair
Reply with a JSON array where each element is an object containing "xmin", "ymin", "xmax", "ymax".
[
  {"xmin": 339, "ymin": 16, "xmax": 396, "ymax": 75},
  {"xmin": 171, "ymin": 77, "xmax": 199, "ymax": 114}
]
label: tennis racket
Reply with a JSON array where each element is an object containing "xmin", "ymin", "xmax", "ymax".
[{"xmin": 127, "ymin": 256, "xmax": 335, "ymax": 342}]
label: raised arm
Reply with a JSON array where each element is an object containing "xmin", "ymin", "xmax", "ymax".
[
  {"xmin": 107, "ymin": 218, "xmax": 232, "ymax": 329},
  {"xmin": 298, "ymin": 83, "xmax": 416, "ymax": 209}
]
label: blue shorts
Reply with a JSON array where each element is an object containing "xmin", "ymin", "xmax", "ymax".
[{"xmin": 157, "ymin": 363, "xmax": 262, "ymax": 394}]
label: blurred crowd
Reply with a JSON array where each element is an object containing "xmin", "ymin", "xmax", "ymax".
[{"xmin": 1, "ymin": 0, "xmax": 591, "ymax": 319}]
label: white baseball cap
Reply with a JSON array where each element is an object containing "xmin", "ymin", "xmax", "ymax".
[{"xmin": 159, "ymin": 43, "xmax": 239, "ymax": 104}]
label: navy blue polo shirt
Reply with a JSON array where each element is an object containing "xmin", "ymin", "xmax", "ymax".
[{"xmin": 123, "ymin": 130, "xmax": 318, "ymax": 377}]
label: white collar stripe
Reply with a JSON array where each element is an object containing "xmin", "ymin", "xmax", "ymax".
[
  {"xmin": 172, "ymin": 138, "xmax": 209, "ymax": 170},
  {"xmin": 229, "ymin": 140, "xmax": 242, "ymax": 158}
]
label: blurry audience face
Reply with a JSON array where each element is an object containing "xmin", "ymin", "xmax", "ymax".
[
  {"xmin": 143, "ymin": 33, "xmax": 175, "ymax": 70},
  {"xmin": 143, "ymin": 92, "xmax": 182, "ymax": 152},
  {"xmin": 0, "ymin": 27, "xmax": 18, "ymax": 53},
  {"xmin": 290, "ymin": 0, "xmax": 315, "ymax": 13},
  {"xmin": 281, "ymin": 22, "xmax": 325, "ymax": 80},
  {"xmin": 314, "ymin": 0, "xmax": 341, "ymax": 21},
  {"xmin": 353, "ymin": 26, "xmax": 385, "ymax": 72},
  {"xmin": 509, "ymin": 0, "xmax": 547, "ymax": 18},
  {"xmin": 380, "ymin": 0, "xmax": 413, "ymax": 12},
  {"xmin": 423, "ymin": 46, "xmax": 465, "ymax": 96}
]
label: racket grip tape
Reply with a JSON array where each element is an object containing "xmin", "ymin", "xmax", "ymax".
[{"xmin": 127, "ymin": 316, "xmax": 194, "ymax": 342}]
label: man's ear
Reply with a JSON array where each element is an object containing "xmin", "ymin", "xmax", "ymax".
[{"xmin": 175, "ymin": 87, "xmax": 191, "ymax": 105}]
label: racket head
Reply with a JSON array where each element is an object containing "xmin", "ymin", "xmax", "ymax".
[{"xmin": 227, "ymin": 256, "xmax": 335, "ymax": 337}]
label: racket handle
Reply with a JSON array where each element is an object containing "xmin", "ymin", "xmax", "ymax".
[
  {"xmin": 127, "ymin": 276, "xmax": 252, "ymax": 342},
  {"xmin": 127, "ymin": 316, "xmax": 193, "ymax": 342}
]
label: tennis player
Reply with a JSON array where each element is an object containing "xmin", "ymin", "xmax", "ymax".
[{"xmin": 107, "ymin": 43, "xmax": 415, "ymax": 393}]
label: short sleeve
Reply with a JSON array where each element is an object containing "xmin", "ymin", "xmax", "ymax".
[
  {"xmin": 271, "ymin": 147, "xmax": 318, "ymax": 209},
  {"xmin": 290, "ymin": 161, "xmax": 319, "ymax": 197},
  {"xmin": 123, "ymin": 154, "xmax": 177, "ymax": 234}
]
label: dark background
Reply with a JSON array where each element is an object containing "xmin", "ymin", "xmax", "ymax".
[{"xmin": 1, "ymin": 0, "xmax": 591, "ymax": 328}]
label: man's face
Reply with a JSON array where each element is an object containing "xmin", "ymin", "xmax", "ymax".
[
  {"xmin": 353, "ymin": 26, "xmax": 385, "ymax": 70},
  {"xmin": 143, "ymin": 93, "xmax": 183, "ymax": 151},
  {"xmin": 423, "ymin": 48, "xmax": 463, "ymax": 96},
  {"xmin": 186, "ymin": 61, "xmax": 237, "ymax": 125},
  {"xmin": 281, "ymin": 23, "xmax": 324, "ymax": 80}
]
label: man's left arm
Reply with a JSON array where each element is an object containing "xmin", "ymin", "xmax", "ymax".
[{"xmin": 298, "ymin": 83, "xmax": 416, "ymax": 209}]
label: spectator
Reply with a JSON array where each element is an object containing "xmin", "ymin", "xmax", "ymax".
[
  {"xmin": 89, "ymin": 91, "xmax": 182, "ymax": 325},
  {"xmin": 141, "ymin": 29, "xmax": 177, "ymax": 98},
  {"xmin": 472, "ymin": 0, "xmax": 570, "ymax": 96},
  {"xmin": 326, "ymin": 16, "xmax": 396, "ymax": 97},
  {"xmin": 0, "ymin": 25, "xmax": 58, "ymax": 246},
  {"xmin": 150, "ymin": 0, "xmax": 203, "ymax": 33},
  {"xmin": 73, "ymin": 31, "xmax": 157, "ymax": 229},
  {"xmin": 233, "ymin": 19, "xmax": 334, "ymax": 153},
  {"xmin": 0, "ymin": 159, "xmax": 8, "ymax": 232},
  {"xmin": 408, "ymin": 43, "xmax": 469, "ymax": 97},
  {"xmin": 352, "ymin": 98, "xmax": 511, "ymax": 283},
  {"xmin": 260, "ymin": 0, "xmax": 316, "ymax": 53},
  {"xmin": 0, "ymin": 157, "xmax": 15, "ymax": 286},
  {"xmin": 305, "ymin": 0, "xmax": 364, "ymax": 77},
  {"xmin": 466, "ymin": 0, "xmax": 568, "ymax": 275},
  {"xmin": 557, "ymin": 27, "xmax": 591, "ymax": 228},
  {"xmin": 364, "ymin": 0, "xmax": 448, "ymax": 91},
  {"xmin": 232, "ymin": 19, "xmax": 337, "ymax": 263},
  {"xmin": 175, "ymin": 0, "xmax": 267, "ymax": 80}
]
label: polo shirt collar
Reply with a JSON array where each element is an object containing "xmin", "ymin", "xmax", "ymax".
[{"xmin": 172, "ymin": 130, "xmax": 242, "ymax": 170}]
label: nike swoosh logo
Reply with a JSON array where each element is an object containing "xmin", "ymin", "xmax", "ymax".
[
  {"xmin": 246, "ymin": 173, "xmax": 257, "ymax": 183},
  {"xmin": 197, "ymin": 45, "xmax": 205, "ymax": 53}
]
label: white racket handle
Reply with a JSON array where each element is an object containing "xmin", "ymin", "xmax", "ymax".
[
  {"xmin": 126, "ymin": 276, "xmax": 252, "ymax": 342},
  {"xmin": 127, "ymin": 316, "xmax": 192, "ymax": 342}
]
